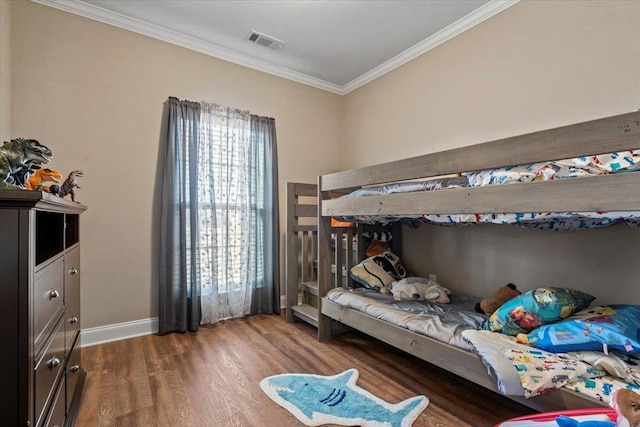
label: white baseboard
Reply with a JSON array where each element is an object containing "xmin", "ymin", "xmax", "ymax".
[
  {"xmin": 81, "ymin": 317, "xmax": 159, "ymax": 347},
  {"xmin": 81, "ymin": 299, "xmax": 288, "ymax": 348}
]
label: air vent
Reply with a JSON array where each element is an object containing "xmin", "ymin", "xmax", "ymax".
[{"xmin": 246, "ymin": 30, "xmax": 285, "ymax": 51}]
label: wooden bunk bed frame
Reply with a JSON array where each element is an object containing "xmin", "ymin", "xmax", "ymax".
[{"xmin": 316, "ymin": 111, "xmax": 640, "ymax": 413}]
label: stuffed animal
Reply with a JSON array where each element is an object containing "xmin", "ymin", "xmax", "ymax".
[
  {"xmin": 612, "ymin": 389, "xmax": 640, "ymax": 427},
  {"xmin": 388, "ymin": 277, "xmax": 451, "ymax": 303},
  {"xmin": 474, "ymin": 283, "xmax": 522, "ymax": 315}
]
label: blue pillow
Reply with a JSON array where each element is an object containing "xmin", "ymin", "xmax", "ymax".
[
  {"xmin": 484, "ymin": 287, "xmax": 595, "ymax": 336},
  {"xmin": 516, "ymin": 305, "xmax": 640, "ymax": 354}
]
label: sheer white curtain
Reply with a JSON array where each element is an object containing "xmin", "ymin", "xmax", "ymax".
[
  {"xmin": 197, "ymin": 102, "xmax": 253, "ymax": 323},
  {"xmin": 159, "ymin": 97, "xmax": 280, "ymax": 334}
]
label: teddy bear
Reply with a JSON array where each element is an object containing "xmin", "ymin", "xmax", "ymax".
[
  {"xmin": 474, "ymin": 283, "xmax": 521, "ymax": 315},
  {"xmin": 387, "ymin": 277, "xmax": 451, "ymax": 303}
]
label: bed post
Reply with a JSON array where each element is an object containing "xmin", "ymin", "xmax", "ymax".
[
  {"xmin": 285, "ymin": 183, "xmax": 297, "ymax": 322},
  {"xmin": 317, "ymin": 175, "xmax": 333, "ymax": 341},
  {"xmin": 391, "ymin": 221, "xmax": 403, "ymax": 256}
]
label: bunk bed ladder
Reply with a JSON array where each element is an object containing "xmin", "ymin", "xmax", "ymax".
[
  {"xmin": 285, "ymin": 182, "xmax": 319, "ymax": 325},
  {"xmin": 286, "ymin": 181, "xmax": 363, "ymax": 330}
]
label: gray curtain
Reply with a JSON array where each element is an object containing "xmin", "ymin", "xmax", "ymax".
[
  {"xmin": 249, "ymin": 115, "xmax": 280, "ymax": 315},
  {"xmin": 159, "ymin": 99, "xmax": 280, "ymax": 335},
  {"xmin": 159, "ymin": 97, "xmax": 202, "ymax": 334}
]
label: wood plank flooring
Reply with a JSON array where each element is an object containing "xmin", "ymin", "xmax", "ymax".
[{"xmin": 76, "ymin": 313, "xmax": 536, "ymax": 427}]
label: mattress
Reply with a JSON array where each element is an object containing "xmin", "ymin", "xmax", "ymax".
[{"xmin": 325, "ymin": 287, "xmax": 487, "ymax": 351}]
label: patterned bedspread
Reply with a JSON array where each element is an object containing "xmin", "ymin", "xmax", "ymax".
[{"xmin": 462, "ymin": 329, "xmax": 640, "ymax": 405}]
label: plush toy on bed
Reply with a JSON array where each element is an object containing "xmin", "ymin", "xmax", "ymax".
[
  {"xmin": 475, "ymin": 283, "xmax": 522, "ymax": 315},
  {"xmin": 612, "ymin": 389, "xmax": 640, "ymax": 427},
  {"xmin": 387, "ymin": 277, "xmax": 451, "ymax": 303}
]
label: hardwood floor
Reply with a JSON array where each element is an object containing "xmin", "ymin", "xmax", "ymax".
[{"xmin": 76, "ymin": 313, "xmax": 535, "ymax": 427}]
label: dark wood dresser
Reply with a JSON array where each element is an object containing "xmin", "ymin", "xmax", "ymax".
[{"xmin": 0, "ymin": 190, "xmax": 87, "ymax": 426}]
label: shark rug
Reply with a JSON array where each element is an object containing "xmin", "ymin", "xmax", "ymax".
[{"xmin": 260, "ymin": 368, "xmax": 428, "ymax": 427}]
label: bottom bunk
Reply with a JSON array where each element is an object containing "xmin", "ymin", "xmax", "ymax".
[{"xmin": 320, "ymin": 288, "xmax": 640, "ymax": 413}]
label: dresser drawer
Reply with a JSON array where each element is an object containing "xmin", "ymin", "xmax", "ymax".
[
  {"xmin": 43, "ymin": 379, "xmax": 65, "ymax": 427},
  {"xmin": 34, "ymin": 319, "xmax": 65, "ymax": 427},
  {"xmin": 66, "ymin": 340, "xmax": 83, "ymax": 414},
  {"xmin": 34, "ymin": 258, "xmax": 65, "ymax": 351},
  {"xmin": 65, "ymin": 290, "xmax": 81, "ymax": 354},
  {"xmin": 65, "ymin": 246, "xmax": 81, "ymax": 299}
]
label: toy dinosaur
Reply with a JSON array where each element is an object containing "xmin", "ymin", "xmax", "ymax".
[
  {"xmin": 59, "ymin": 170, "xmax": 83, "ymax": 202},
  {"xmin": 0, "ymin": 138, "xmax": 53, "ymax": 188},
  {"xmin": 24, "ymin": 167, "xmax": 63, "ymax": 191}
]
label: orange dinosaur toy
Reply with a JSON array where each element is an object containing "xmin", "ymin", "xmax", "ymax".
[{"xmin": 24, "ymin": 167, "xmax": 62, "ymax": 191}]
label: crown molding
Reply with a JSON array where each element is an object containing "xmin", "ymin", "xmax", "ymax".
[
  {"xmin": 32, "ymin": 0, "xmax": 518, "ymax": 97},
  {"xmin": 31, "ymin": 0, "xmax": 344, "ymax": 95},
  {"xmin": 341, "ymin": 0, "xmax": 520, "ymax": 94}
]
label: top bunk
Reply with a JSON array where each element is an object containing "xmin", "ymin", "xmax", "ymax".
[{"xmin": 319, "ymin": 112, "xmax": 640, "ymax": 229}]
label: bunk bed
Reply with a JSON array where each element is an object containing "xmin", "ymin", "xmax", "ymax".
[{"xmin": 316, "ymin": 111, "xmax": 640, "ymax": 413}]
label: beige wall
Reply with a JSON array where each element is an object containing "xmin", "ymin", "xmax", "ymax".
[
  {"xmin": 343, "ymin": 1, "xmax": 640, "ymax": 303},
  {"xmin": 9, "ymin": 0, "xmax": 640, "ymax": 328},
  {"xmin": 0, "ymin": 0, "xmax": 9, "ymax": 142},
  {"xmin": 10, "ymin": 1, "xmax": 344, "ymax": 328},
  {"xmin": 344, "ymin": 1, "xmax": 640, "ymax": 166}
]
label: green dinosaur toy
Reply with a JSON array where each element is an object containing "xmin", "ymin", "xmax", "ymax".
[{"xmin": 0, "ymin": 138, "xmax": 53, "ymax": 189}]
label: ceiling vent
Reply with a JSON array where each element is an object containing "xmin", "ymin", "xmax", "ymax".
[{"xmin": 246, "ymin": 30, "xmax": 285, "ymax": 51}]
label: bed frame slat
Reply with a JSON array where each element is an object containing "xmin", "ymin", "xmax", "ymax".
[{"xmin": 323, "ymin": 172, "xmax": 640, "ymax": 216}]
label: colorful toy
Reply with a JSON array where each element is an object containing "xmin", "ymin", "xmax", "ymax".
[
  {"xmin": 496, "ymin": 408, "xmax": 617, "ymax": 427},
  {"xmin": 556, "ymin": 415, "xmax": 615, "ymax": 426},
  {"xmin": 0, "ymin": 138, "xmax": 52, "ymax": 188},
  {"xmin": 59, "ymin": 170, "xmax": 83, "ymax": 202},
  {"xmin": 498, "ymin": 390, "xmax": 640, "ymax": 427},
  {"xmin": 24, "ymin": 167, "xmax": 62, "ymax": 191},
  {"xmin": 475, "ymin": 283, "xmax": 522, "ymax": 315},
  {"xmin": 612, "ymin": 389, "xmax": 640, "ymax": 427},
  {"xmin": 388, "ymin": 277, "xmax": 451, "ymax": 303}
]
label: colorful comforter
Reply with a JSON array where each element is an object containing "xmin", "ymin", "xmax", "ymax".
[{"xmin": 462, "ymin": 329, "xmax": 640, "ymax": 405}]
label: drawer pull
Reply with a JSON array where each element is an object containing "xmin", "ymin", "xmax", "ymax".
[
  {"xmin": 70, "ymin": 364, "xmax": 81, "ymax": 373},
  {"xmin": 49, "ymin": 288, "xmax": 60, "ymax": 299},
  {"xmin": 68, "ymin": 316, "xmax": 79, "ymax": 324},
  {"xmin": 47, "ymin": 356, "xmax": 61, "ymax": 370},
  {"xmin": 69, "ymin": 268, "xmax": 79, "ymax": 275}
]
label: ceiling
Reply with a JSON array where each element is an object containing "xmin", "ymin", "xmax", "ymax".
[{"xmin": 36, "ymin": 0, "xmax": 518, "ymax": 95}]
